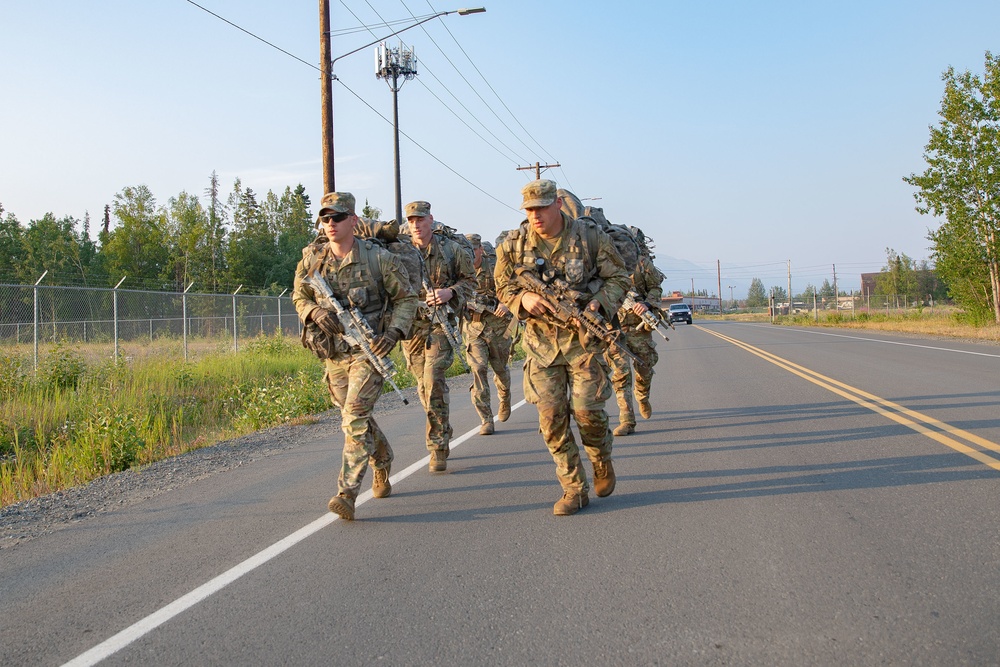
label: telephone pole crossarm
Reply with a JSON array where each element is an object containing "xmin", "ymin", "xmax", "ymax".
[{"xmin": 517, "ymin": 162, "xmax": 560, "ymax": 180}]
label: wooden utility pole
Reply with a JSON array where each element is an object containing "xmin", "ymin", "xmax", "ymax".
[
  {"xmin": 320, "ymin": 0, "xmax": 335, "ymax": 193},
  {"xmin": 517, "ymin": 162, "xmax": 560, "ymax": 180}
]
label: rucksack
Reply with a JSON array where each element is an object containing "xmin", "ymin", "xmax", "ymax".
[
  {"xmin": 432, "ymin": 220, "xmax": 475, "ymax": 261},
  {"xmin": 355, "ymin": 217, "xmax": 423, "ymax": 298},
  {"xmin": 558, "ymin": 189, "xmax": 640, "ymax": 273}
]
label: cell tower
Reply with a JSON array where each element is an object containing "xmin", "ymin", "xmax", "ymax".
[{"xmin": 375, "ymin": 41, "xmax": 419, "ymax": 227}]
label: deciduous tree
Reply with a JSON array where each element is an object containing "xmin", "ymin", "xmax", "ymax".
[{"xmin": 904, "ymin": 51, "xmax": 1000, "ymax": 323}]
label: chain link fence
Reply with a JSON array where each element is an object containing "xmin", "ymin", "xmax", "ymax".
[{"xmin": 0, "ymin": 282, "xmax": 301, "ymax": 368}]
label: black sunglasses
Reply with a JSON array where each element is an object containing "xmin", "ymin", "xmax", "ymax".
[{"xmin": 320, "ymin": 212, "xmax": 350, "ymax": 223}]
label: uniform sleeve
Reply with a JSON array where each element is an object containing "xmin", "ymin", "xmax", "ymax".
[
  {"xmin": 494, "ymin": 235, "xmax": 526, "ymax": 318},
  {"xmin": 644, "ymin": 261, "xmax": 665, "ymax": 304},
  {"xmin": 638, "ymin": 258, "xmax": 664, "ymax": 303},
  {"xmin": 292, "ymin": 247, "xmax": 321, "ymax": 324}
]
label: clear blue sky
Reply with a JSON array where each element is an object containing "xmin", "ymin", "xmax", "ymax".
[{"xmin": 2, "ymin": 1, "xmax": 998, "ymax": 296}]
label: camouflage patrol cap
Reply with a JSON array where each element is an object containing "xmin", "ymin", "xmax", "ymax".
[
  {"xmin": 319, "ymin": 192, "xmax": 356, "ymax": 215},
  {"xmin": 404, "ymin": 200, "xmax": 431, "ymax": 218},
  {"xmin": 465, "ymin": 233, "xmax": 481, "ymax": 248},
  {"xmin": 521, "ymin": 179, "xmax": 558, "ymax": 209}
]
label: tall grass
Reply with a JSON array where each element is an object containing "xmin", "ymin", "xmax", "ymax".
[
  {"xmin": 0, "ymin": 331, "xmax": 513, "ymax": 508},
  {"xmin": 0, "ymin": 334, "xmax": 333, "ymax": 507}
]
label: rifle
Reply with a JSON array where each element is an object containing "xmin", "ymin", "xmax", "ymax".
[
  {"xmin": 419, "ymin": 274, "xmax": 470, "ymax": 372},
  {"xmin": 466, "ymin": 293, "xmax": 498, "ymax": 315},
  {"xmin": 513, "ymin": 260, "xmax": 643, "ymax": 367},
  {"xmin": 302, "ymin": 268, "xmax": 409, "ymax": 405},
  {"xmin": 622, "ymin": 289, "xmax": 672, "ymax": 342}
]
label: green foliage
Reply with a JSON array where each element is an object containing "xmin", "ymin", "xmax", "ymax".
[
  {"xmin": 746, "ymin": 278, "xmax": 767, "ymax": 307},
  {"xmin": 36, "ymin": 341, "xmax": 87, "ymax": 390},
  {"xmin": 2, "ymin": 172, "xmax": 318, "ymax": 295},
  {"xmin": 876, "ymin": 248, "xmax": 922, "ymax": 303},
  {"xmin": 905, "ymin": 51, "xmax": 1000, "ymax": 323},
  {"xmin": 103, "ymin": 185, "xmax": 171, "ymax": 286},
  {"xmin": 227, "ymin": 368, "xmax": 328, "ymax": 431},
  {"xmin": 80, "ymin": 408, "xmax": 144, "ymax": 473},
  {"xmin": 0, "ymin": 351, "xmax": 28, "ymax": 399},
  {"xmin": 0, "ymin": 336, "xmax": 339, "ymax": 507},
  {"xmin": 361, "ymin": 199, "xmax": 382, "ymax": 220},
  {"xmin": 0, "ymin": 205, "xmax": 25, "ymax": 283}
]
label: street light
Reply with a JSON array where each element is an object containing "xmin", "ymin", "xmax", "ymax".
[{"xmin": 319, "ymin": 6, "xmax": 486, "ymax": 193}]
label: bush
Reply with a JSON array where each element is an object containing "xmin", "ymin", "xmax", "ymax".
[
  {"xmin": 37, "ymin": 341, "xmax": 87, "ymax": 391},
  {"xmin": 0, "ymin": 352, "xmax": 28, "ymax": 399}
]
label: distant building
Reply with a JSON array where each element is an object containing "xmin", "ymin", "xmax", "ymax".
[{"xmin": 661, "ymin": 291, "xmax": 721, "ymax": 312}]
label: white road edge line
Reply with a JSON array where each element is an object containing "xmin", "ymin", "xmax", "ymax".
[
  {"xmin": 737, "ymin": 323, "xmax": 1000, "ymax": 358},
  {"xmin": 62, "ymin": 399, "xmax": 529, "ymax": 667}
]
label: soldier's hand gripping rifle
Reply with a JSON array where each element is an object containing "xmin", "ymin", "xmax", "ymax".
[
  {"xmin": 513, "ymin": 260, "xmax": 643, "ymax": 367},
  {"xmin": 622, "ymin": 289, "xmax": 672, "ymax": 342},
  {"xmin": 419, "ymin": 274, "xmax": 470, "ymax": 372},
  {"xmin": 303, "ymin": 268, "xmax": 409, "ymax": 405}
]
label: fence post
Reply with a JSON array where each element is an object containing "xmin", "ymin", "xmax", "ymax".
[
  {"xmin": 232, "ymin": 285, "xmax": 242, "ymax": 352},
  {"xmin": 183, "ymin": 281, "xmax": 194, "ymax": 361},
  {"xmin": 33, "ymin": 270, "xmax": 47, "ymax": 371},
  {"xmin": 277, "ymin": 289, "xmax": 288, "ymax": 336},
  {"xmin": 113, "ymin": 276, "xmax": 126, "ymax": 363}
]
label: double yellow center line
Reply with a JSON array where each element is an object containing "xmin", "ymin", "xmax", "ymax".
[{"xmin": 701, "ymin": 327, "xmax": 1000, "ymax": 472}]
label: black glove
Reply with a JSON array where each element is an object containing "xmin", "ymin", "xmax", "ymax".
[
  {"xmin": 370, "ymin": 328, "xmax": 402, "ymax": 357},
  {"xmin": 312, "ymin": 308, "xmax": 343, "ymax": 337}
]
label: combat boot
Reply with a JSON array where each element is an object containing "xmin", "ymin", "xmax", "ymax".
[
  {"xmin": 593, "ymin": 459, "xmax": 616, "ymax": 497},
  {"xmin": 480, "ymin": 420, "xmax": 495, "ymax": 435},
  {"xmin": 372, "ymin": 466, "xmax": 391, "ymax": 498},
  {"xmin": 429, "ymin": 450, "xmax": 447, "ymax": 472},
  {"xmin": 497, "ymin": 396, "xmax": 511, "ymax": 422},
  {"xmin": 553, "ymin": 490, "xmax": 590, "ymax": 516},
  {"xmin": 328, "ymin": 493, "xmax": 356, "ymax": 521},
  {"xmin": 613, "ymin": 422, "xmax": 635, "ymax": 436},
  {"xmin": 638, "ymin": 398, "xmax": 652, "ymax": 419}
]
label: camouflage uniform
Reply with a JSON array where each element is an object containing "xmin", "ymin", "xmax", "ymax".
[
  {"xmin": 495, "ymin": 210, "xmax": 629, "ymax": 496},
  {"xmin": 462, "ymin": 235, "xmax": 513, "ymax": 430},
  {"xmin": 402, "ymin": 227, "xmax": 476, "ymax": 457},
  {"xmin": 607, "ymin": 253, "xmax": 664, "ymax": 428},
  {"xmin": 293, "ymin": 217, "xmax": 417, "ymax": 502}
]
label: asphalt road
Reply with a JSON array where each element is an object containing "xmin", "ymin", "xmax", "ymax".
[{"xmin": 3, "ymin": 322, "xmax": 999, "ymax": 666}]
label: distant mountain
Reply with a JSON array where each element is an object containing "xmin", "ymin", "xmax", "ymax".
[{"xmin": 655, "ymin": 255, "xmax": 707, "ymax": 278}]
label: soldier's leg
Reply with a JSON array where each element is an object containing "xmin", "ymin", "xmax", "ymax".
[
  {"xmin": 426, "ymin": 332, "xmax": 455, "ymax": 453},
  {"xmin": 606, "ymin": 346, "xmax": 635, "ymax": 434},
  {"xmin": 466, "ymin": 333, "xmax": 493, "ymax": 425},
  {"xmin": 570, "ymin": 351, "xmax": 614, "ymax": 462},
  {"xmin": 368, "ymin": 414, "xmax": 393, "ymax": 498},
  {"xmin": 368, "ymin": 416, "xmax": 393, "ymax": 470},
  {"xmin": 334, "ymin": 356, "xmax": 385, "ymax": 499},
  {"xmin": 489, "ymin": 331, "xmax": 512, "ymax": 402},
  {"xmin": 402, "ymin": 335, "xmax": 430, "ymax": 410},
  {"xmin": 524, "ymin": 359, "xmax": 588, "ymax": 495},
  {"xmin": 630, "ymin": 331, "xmax": 659, "ymax": 418},
  {"xmin": 569, "ymin": 351, "xmax": 616, "ymax": 497}
]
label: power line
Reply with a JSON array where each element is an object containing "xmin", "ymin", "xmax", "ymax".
[
  {"xmin": 335, "ymin": 78, "xmax": 519, "ymax": 213},
  {"xmin": 185, "ymin": 0, "xmax": 513, "ymax": 211},
  {"xmin": 403, "ymin": 0, "xmax": 541, "ymax": 160},
  {"xmin": 184, "ymin": 0, "xmax": 319, "ymax": 72}
]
